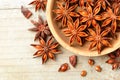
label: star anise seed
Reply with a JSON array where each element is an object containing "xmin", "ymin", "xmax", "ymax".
[{"xmin": 58, "ymin": 63, "xmax": 69, "ymax": 72}]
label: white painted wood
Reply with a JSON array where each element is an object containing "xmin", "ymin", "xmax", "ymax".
[{"xmin": 0, "ymin": 0, "xmax": 120, "ymax": 80}]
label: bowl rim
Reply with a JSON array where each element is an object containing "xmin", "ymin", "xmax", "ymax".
[{"xmin": 46, "ymin": 0, "xmax": 120, "ymax": 56}]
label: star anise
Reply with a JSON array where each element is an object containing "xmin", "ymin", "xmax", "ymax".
[
  {"xmin": 102, "ymin": 7, "xmax": 120, "ymax": 33},
  {"xmin": 86, "ymin": 24, "xmax": 112, "ymax": 54},
  {"xmin": 60, "ymin": 0, "xmax": 78, "ymax": 3},
  {"xmin": 95, "ymin": 0, "xmax": 110, "ymax": 10},
  {"xmin": 29, "ymin": 15, "xmax": 51, "ymax": 41},
  {"xmin": 63, "ymin": 18, "xmax": 88, "ymax": 45},
  {"xmin": 106, "ymin": 48, "xmax": 120, "ymax": 70},
  {"xmin": 29, "ymin": 0, "xmax": 47, "ymax": 11},
  {"xmin": 78, "ymin": 3, "xmax": 104, "ymax": 28},
  {"xmin": 31, "ymin": 37, "xmax": 60, "ymax": 64},
  {"xmin": 53, "ymin": 1, "xmax": 79, "ymax": 27},
  {"xmin": 79, "ymin": 0, "xmax": 94, "ymax": 7},
  {"xmin": 112, "ymin": 0, "xmax": 120, "ymax": 7}
]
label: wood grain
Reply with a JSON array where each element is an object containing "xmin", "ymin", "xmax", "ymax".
[{"xmin": 0, "ymin": 0, "xmax": 120, "ymax": 80}]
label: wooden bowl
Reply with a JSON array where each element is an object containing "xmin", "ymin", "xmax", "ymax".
[{"xmin": 46, "ymin": 0, "xmax": 120, "ymax": 56}]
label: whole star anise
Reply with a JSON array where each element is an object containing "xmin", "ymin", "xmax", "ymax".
[
  {"xmin": 86, "ymin": 24, "xmax": 112, "ymax": 54},
  {"xmin": 29, "ymin": 0, "xmax": 47, "ymax": 11},
  {"xmin": 95, "ymin": 0, "xmax": 110, "ymax": 10},
  {"xmin": 102, "ymin": 7, "xmax": 120, "ymax": 33},
  {"xmin": 29, "ymin": 15, "xmax": 51, "ymax": 41},
  {"xmin": 53, "ymin": 1, "xmax": 79, "ymax": 27},
  {"xmin": 79, "ymin": 0, "xmax": 94, "ymax": 7},
  {"xmin": 31, "ymin": 37, "xmax": 60, "ymax": 64},
  {"xmin": 78, "ymin": 3, "xmax": 104, "ymax": 28},
  {"xmin": 61, "ymin": 0, "xmax": 78, "ymax": 3},
  {"xmin": 63, "ymin": 18, "xmax": 88, "ymax": 45}
]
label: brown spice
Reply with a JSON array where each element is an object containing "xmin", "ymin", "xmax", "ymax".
[
  {"xmin": 53, "ymin": 1, "xmax": 79, "ymax": 27},
  {"xmin": 69, "ymin": 55, "xmax": 77, "ymax": 67},
  {"xmin": 86, "ymin": 26, "xmax": 112, "ymax": 54},
  {"xmin": 95, "ymin": 65, "xmax": 102, "ymax": 72},
  {"xmin": 21, "ymin": 6, "xmax": 32, "ymax": 19},
  {"xmin": 106, "ymin": 58, "xmax": 116, "ymax": 64},
  {"xmin": 116, "ymin": 49, "xmax": 120, "ymax": 57},
  {"xmin": 88, "ymin": 59, "xmax": 95, "ymax": 66},
  {"xmin": 108, "ymin": 53, "xmax": 116, "ymax": 59},
  {"xmin": 31, "ymin": 37, "xmax": 60, "ymax": 64},
  {"xmin": 80, "ymin": 70, "xmax": 87, "ymax": 77},
  {"xmin": 29, "ymin": 15, "xmax": 51, "ymax": 41},
  {"xmin": 58, "ymin": 63, "xmax": 69, "ymax": 72},
  {"xmin": 53, "ymin": 0, "xmax": 120, "ymax": 54},
  {"xmin": 106, "ymin": 48, "xmax": 120, "ymax": 70},
  {"xmin": 63, "ymin": 19, "xmax": 88, "ymax": 45},
  {"xmin": 29, "ymin": 0, "xmax": 47, "ymax": 11},
  {"xmin": 112, "ymin": 63, "xmax": 120, "ymax": 70}
]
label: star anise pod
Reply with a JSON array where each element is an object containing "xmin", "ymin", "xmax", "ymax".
[
  {"xmin": 78, "ymin": 3, "xmax": 104, "ymax": 28},
  {"xmin": 102, "ymin": 7, "xmax": 120, "ymax": 33},
  {"xmin": 31, "ymin": 37, "xmax": 60, "ymax": 64},
  {"xmin": 29, "ymin": 15, "xmax": 51, "ymax": 41},
  {"xmin": 86, "ymin": 24, "xmax": 112, "ymax": 54},
  {"xmin": 112, "ymin": 0, "xmax": 120, "ymax": 9},
  {"xmin": 53, "ymin": 1, "xmax": 79, "ymax": 27},
  {"xmin": 61, "ymin": 0, "xmax": 78, "ymax": 3},
  {"xmin": 95, "ymin": 0, "xmax": 111, "ymax": 10},
  {"xmin": 29, "ymin": 0, "xmax": 47, "ymax": 11},
  {"xmin": 63, "ymin": 18, "xmax": 88, "ymax": 45},
  {"xmin": 79, "ymin": 0, "xmax": 94, "ymax": 7}
]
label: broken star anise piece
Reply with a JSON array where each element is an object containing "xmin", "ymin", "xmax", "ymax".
[
  {"xmin": 102, "ymin": 7, "xmax": 120, "ymax": 33},
  {"xmin": 63, "ymin": 18, "xmax": 88, "ymax": 45},
  {"xmin": 31, "ymin": 37, "xmax": 60, "ymax": 64},
  {"xmin": 53, "ymin": 1, "xmax": 79, "ymax": 27},
  {"xmin": 21, "ymin": 6, "xmax": 33, "ymax": 19},
  {"xmin": 69, "ymin": 55, "xmax": 77, "ymax": 67},
  {"xmin": 78, "ymin": 3, "xmax": 104, "ymax": 28},
  {"xmin": 58, "ymin": 63, "xmax": 69, "ymax": 72},
  {"xmin": 86, "ymin": 24, "xmax": 112, "ymax": 54},
  {"xmin": 29, "ymin": 15, "xmax": 51, "ymax": 41},
  {"xmin": 29, "ymin": 0, "xmax": 47, "ymax": 11}
]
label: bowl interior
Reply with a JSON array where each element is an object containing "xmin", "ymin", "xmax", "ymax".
[{"xmin": 46, "ymin": 0, "xmax": 120, "ymax": 56}]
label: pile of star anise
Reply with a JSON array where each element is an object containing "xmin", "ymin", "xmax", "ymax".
[
  {"xmin": 21, "ymin": 0, "xmax": 120, "ymax": 78},
  {"xmin": 21, "ymin": 0, "xmax": 61, "ymax": 64},
  {"xmin": 53, "ymin": 0, "xmax": 120, "ymax": 54}
]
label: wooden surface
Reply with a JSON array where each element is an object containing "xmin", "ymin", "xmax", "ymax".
[{"xmin": 0, "ymin": 0, "xmax": 120, "ymax": 80}]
